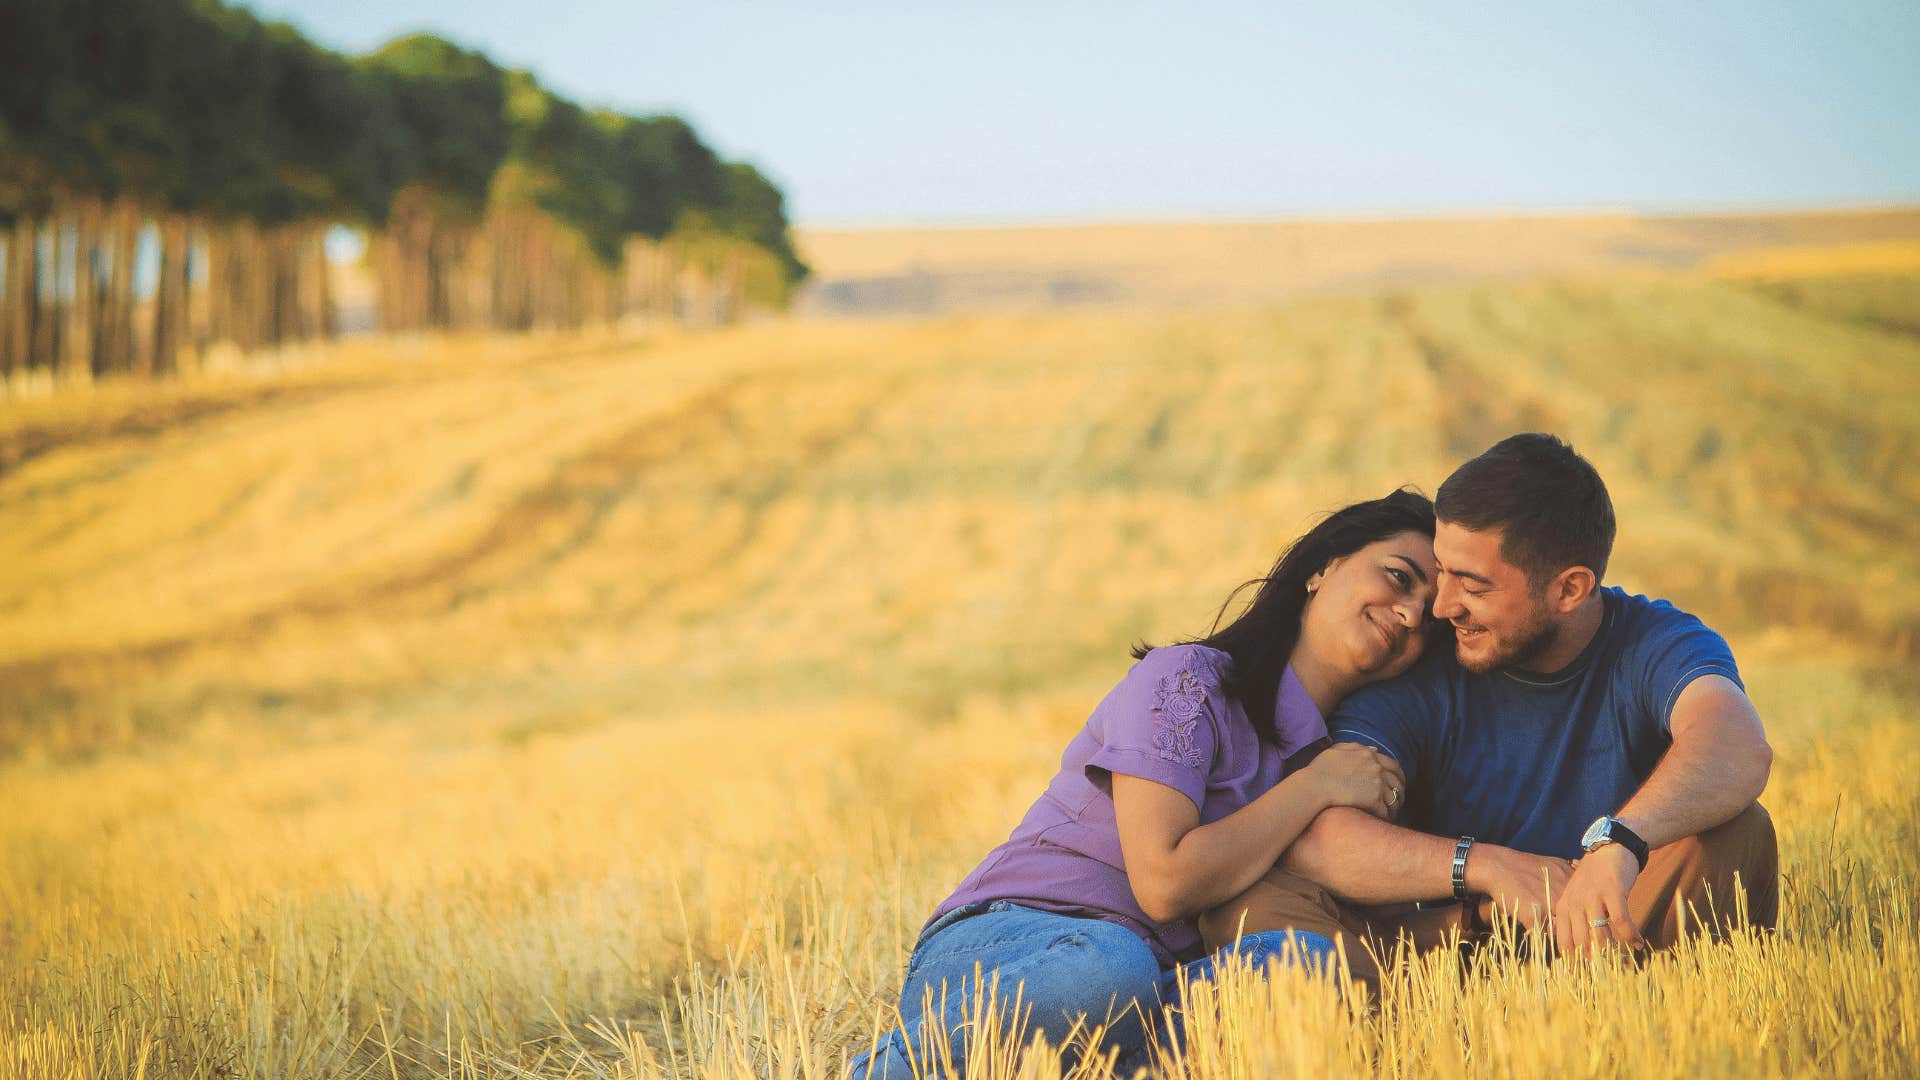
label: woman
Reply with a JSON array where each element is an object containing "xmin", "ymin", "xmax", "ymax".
[{"xmin": 851, "ymin": 488, "xmax": 1444, "ymax": 1078}]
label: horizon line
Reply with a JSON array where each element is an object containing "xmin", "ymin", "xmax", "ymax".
[{"xmin": 796, "ymin": 198, "xmax": 1920, "ymax": 234}]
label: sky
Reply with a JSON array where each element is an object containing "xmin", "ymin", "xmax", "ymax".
[{"xmin": 242, "ymin": 1, "xmax": 1920, "ymax": 228}]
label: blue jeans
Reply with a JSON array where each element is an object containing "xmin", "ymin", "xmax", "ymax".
[{"xmin": 848, "ymin": 902, "xmax": 1336, "ymax": 1078}]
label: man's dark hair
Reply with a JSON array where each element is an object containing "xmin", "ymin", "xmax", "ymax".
[{"xmin": 1436, "ymin": 433, "xmax": 1615, "ymax": 588}]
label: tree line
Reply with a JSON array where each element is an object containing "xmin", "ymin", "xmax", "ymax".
[{"xmin": 0, "ymin": 0, "xmax": 808, "ymax": 389}]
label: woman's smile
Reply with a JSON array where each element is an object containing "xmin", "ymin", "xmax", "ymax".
[{"xmin": 1365, "ymin": 609, "xmax": 1396, "ymax": 650}]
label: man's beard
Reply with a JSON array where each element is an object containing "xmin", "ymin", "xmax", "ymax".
[{"xmin": 1456, "ymin": 607, "xmax": 1560, "ymax": 674}]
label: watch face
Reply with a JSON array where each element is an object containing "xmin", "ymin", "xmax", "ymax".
[{"xmin": 1581, "ymin": 817, "xmax": 1610, "ymax": 849}]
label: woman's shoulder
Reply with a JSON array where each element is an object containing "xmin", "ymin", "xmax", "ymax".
[
  {"xmin": 1087, "ymin": 643, "xmax": 1236, "ymax": 758},
  {"xmin": 1124, "ymin": 643, "xmax": 1233, "ymax": 694}
]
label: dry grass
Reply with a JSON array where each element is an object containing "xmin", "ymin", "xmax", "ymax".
[{"xmin": 2, "ymin": 253, "xmax": 1919, "ymax": 1078}]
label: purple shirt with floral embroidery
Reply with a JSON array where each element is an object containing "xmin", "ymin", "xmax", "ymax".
[{"xmin": 926, "ymin": 644, "xmax": 1327, "ymax": 968}]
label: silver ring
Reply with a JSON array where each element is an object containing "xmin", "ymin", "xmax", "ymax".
[
  {"xmin": 1386, "ymin": 787, "xmax": 1400, "ymax": 806},
  {"xmin": 1589, "ymin": 918, "xmax": 1610, "ymax": 928}
]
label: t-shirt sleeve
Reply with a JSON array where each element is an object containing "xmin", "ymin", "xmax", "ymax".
[
  {"xmin": 1327, "ymin": 678, "xmax": 1431, "ymax": 792},
  {"xmin": 1084, "ymin": 647, "xmax": 1226, "ymax": 811},
  {"xmin": 1632, "ymin": 600, "xmax": 1744, "ymax": 733}
]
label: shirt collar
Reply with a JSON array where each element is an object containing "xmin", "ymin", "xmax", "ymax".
[{"xmin": 1272, "ymin": 664, "xmax": 1329, "ymax": 759}]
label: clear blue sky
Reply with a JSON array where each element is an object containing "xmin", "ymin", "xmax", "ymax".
[{"xmin": 243, "ymin": 1, "xmax": 1920, "ymax": 227}]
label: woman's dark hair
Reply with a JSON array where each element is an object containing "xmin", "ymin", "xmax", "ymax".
[{"xmin": 1132, "ymin": 487, "xmax": 1440, "ymax": 744}]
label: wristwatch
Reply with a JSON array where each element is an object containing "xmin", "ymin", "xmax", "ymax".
[{"xmin": 1580, "ymin": 816, "xmax": 1649, "ymax": 869}]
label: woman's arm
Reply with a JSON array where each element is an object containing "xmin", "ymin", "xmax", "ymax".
[{"xmin": 1113, "ymin": 744, "xmax": 1403, "ymax": 923}]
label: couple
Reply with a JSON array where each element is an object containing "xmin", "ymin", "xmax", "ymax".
[{"xmin": 850, "ymin": 434, "xmax": 1778, "ymax": 1078}]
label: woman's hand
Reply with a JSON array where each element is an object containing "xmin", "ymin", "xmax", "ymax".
[
  {"xmin": 1304, "ymin": 743, "xmax": 1406, "ymax": 820},
  {"xmin": 1113, "ymin": 744, "xmax": 1405, "ymax": 923}
]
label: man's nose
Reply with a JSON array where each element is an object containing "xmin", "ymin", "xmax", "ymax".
[{"xmin": 1433, "ymin": 577, "xmax": 1465, "ymax": 620}]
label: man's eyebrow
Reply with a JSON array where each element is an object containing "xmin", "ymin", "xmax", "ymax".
[
  {"xmin": 1439, "ymin": 565, "xmax": 1495, "ymax": 586},
  {"xmin": 1389, "ymin": 554, "xmax": 1429, "ymax": 584}
]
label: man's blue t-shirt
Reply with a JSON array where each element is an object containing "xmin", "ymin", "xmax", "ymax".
[{"xmin": 1330, "ymin": 587, "xmax": 1742, "ymax": 860}]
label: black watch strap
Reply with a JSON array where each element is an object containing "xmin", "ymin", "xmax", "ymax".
[{"xmin": 1609, "ymin": 821, "xmax": 1650, "ymax": 870}]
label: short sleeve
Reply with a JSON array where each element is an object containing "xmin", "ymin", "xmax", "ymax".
[
  {"xmin": 1084, "ymin": 646, "xmax": 1227, "ymax": 811},
  {"xmin": 1326, "ymin": 659, "xmax": 1439, "ymax": 791},
  {"xmin": 1630, "ymin": 600, "xmax": 1743, "ymax": 733}
]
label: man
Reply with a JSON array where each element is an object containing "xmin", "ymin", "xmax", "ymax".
[{"xmin": 1201, "ymin": 433, "xmax": 1777, "ymax": 972}]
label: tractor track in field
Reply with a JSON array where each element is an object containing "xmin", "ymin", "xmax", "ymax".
[
  {"xmin": 0, "ymin": 359, "xmax": 911, "ymax": 699},
  {"xmin": 0, "ymin": 380, "xmax": 384, "ymax": 489},
  {"xmin": 561, "ymin": 367, "xmax": 915, "ymax": 627},
  {"xmin": 0, "ymin": 368, "xmax": 750, "ymax": 694},
  {"xmin": 0, "ymin": 333, "xmax": 660, "ymax": 488}
]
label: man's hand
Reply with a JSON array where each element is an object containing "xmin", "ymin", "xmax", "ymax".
[
  {"xmin": 1552, "ymin": 843, "xmax": 1645, "ymax": 953},
  {"xmin": 1465, "ymin": 844, "xmax": 1573, "ymax": 931}
]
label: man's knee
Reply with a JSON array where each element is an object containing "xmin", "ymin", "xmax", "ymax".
[
  {"xmin": 1709, "ymin": 802, "xmax": 1779, "ymax": 924},
  {"xmin": 1199, "ymin": 868, "xmax": 1345, "ymax": 951},
  {"xmin": 1636, "ymin": 802, "xmax": 1779, "ymax": 942},
  {"xmin": 1657, "ymin": 803, "xmax": 1777, "ymax": 876},
  {"xmin": 1700, "ymin": 802, "xmax": 1775, "ymax": 850}
]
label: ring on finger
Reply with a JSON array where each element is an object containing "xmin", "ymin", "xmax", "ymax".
[
  {"xmin": 1588, "ymin": 918, "xmax": 1610, "ymax": 928},
  {"xmin": 1386, "ymin": 787, "xmax": 1400, "ymax": 806}
]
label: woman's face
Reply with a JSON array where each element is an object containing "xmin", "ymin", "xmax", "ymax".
[{"xmin": 1302, "ymin": 531, "xmax": 1441, "ymax": 684}]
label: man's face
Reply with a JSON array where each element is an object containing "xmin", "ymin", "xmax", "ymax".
[{"xmin": 1432, "ymin": 521, "xmax": 1558, "ymax": 673}]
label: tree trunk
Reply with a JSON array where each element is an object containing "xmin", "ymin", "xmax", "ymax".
[
  {"xmin": 95, "ymin": 202, "xmax": 138, "ymax": 376},
  {"xmin": 269, "ymin": 227, "xmax": 293, "ymax": 347},
  {"xmin": 203, "ymin": 219, "xmax": 230, "ymax": 354},
  {"xmin": 245, "ymin": 220, "xmax": 268, "ymax": 352},
  {"xmin": 62, "ymin": 199, "xmax": 100, "ymax": 381},
  {"xmin": 426, "ymin": 225, "xmax": 451, "ymax": 329},
  {"xmin": 113, "ymin": 209, "xmax": 141, "ymax": 374},
  {"xmin": 188, "ymin": 224, "xmax": 212, "ymax": 359},
  {"xmin": 498, "ymin": 210, "xmax": 529, "ymax": 331},
  {"xmin": 657, "ymin": 243, "xmax": 678, "ymax": 321},
  {"xmin": 149, "ymin": 215, "xmax": 191, "ymax": 376},
  {"xmin": 288, "ymin": 227, "xmax": 308, "ymax": 341},
  {"xmin": 718, "ymin": 246, "xmax": 743, "ymax": 326},
  {"xmin": 39, "ymin": 213, "xmax": 68, "ymax": 372},
  {"xmin": 379, "ymin": 188, "xmax": 439, "ymax": 335},
  {"xmin": 0, "ymin": 227, "xmax": 11, "ymax": 383},
  {"xmin": 2, "ymin": 216, "xmax": 36, "ymax": 385},
  {"xmin": 316, "ymin": 227, "xmax": 336, "ymax": 339},
  {"xmin": 284, "ymin": 227, "xmax": 306, "ymax": 343}
]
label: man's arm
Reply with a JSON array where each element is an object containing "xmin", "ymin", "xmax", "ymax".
[
  {"xmin": 1280, "ymin": 807, "xmax": 1572, "ymax": 927},
  {"xmin": 1278, "ymin": 808, "xmax": 1450, "ymax": 902},
  {"xmin": 1616, "ymin": 674, "xmax": 1772, "ymax": 845},
  {"xmin": 1555, "ymin": 674, "xmax": 1772, "ymax": 951}
]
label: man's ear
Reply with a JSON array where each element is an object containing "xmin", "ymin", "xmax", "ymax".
[{"xmin": 1548, "ymin": 565, "xmax": 1596, "ymax": 613}]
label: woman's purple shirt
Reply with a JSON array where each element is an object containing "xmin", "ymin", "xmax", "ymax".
[{"xmin": 927, "ymin": 644, "xmax": 1328, "ymax": 968}]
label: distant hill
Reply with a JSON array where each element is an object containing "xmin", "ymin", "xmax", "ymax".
[{"xmin": 796, "ymin": 207, "xmax": 1920, "ymax": 316}]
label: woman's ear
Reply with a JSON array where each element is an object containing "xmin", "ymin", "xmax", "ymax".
[{"xmin": 1306, "ymin": 557, "xmax": 1342, "ymax": 595}]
